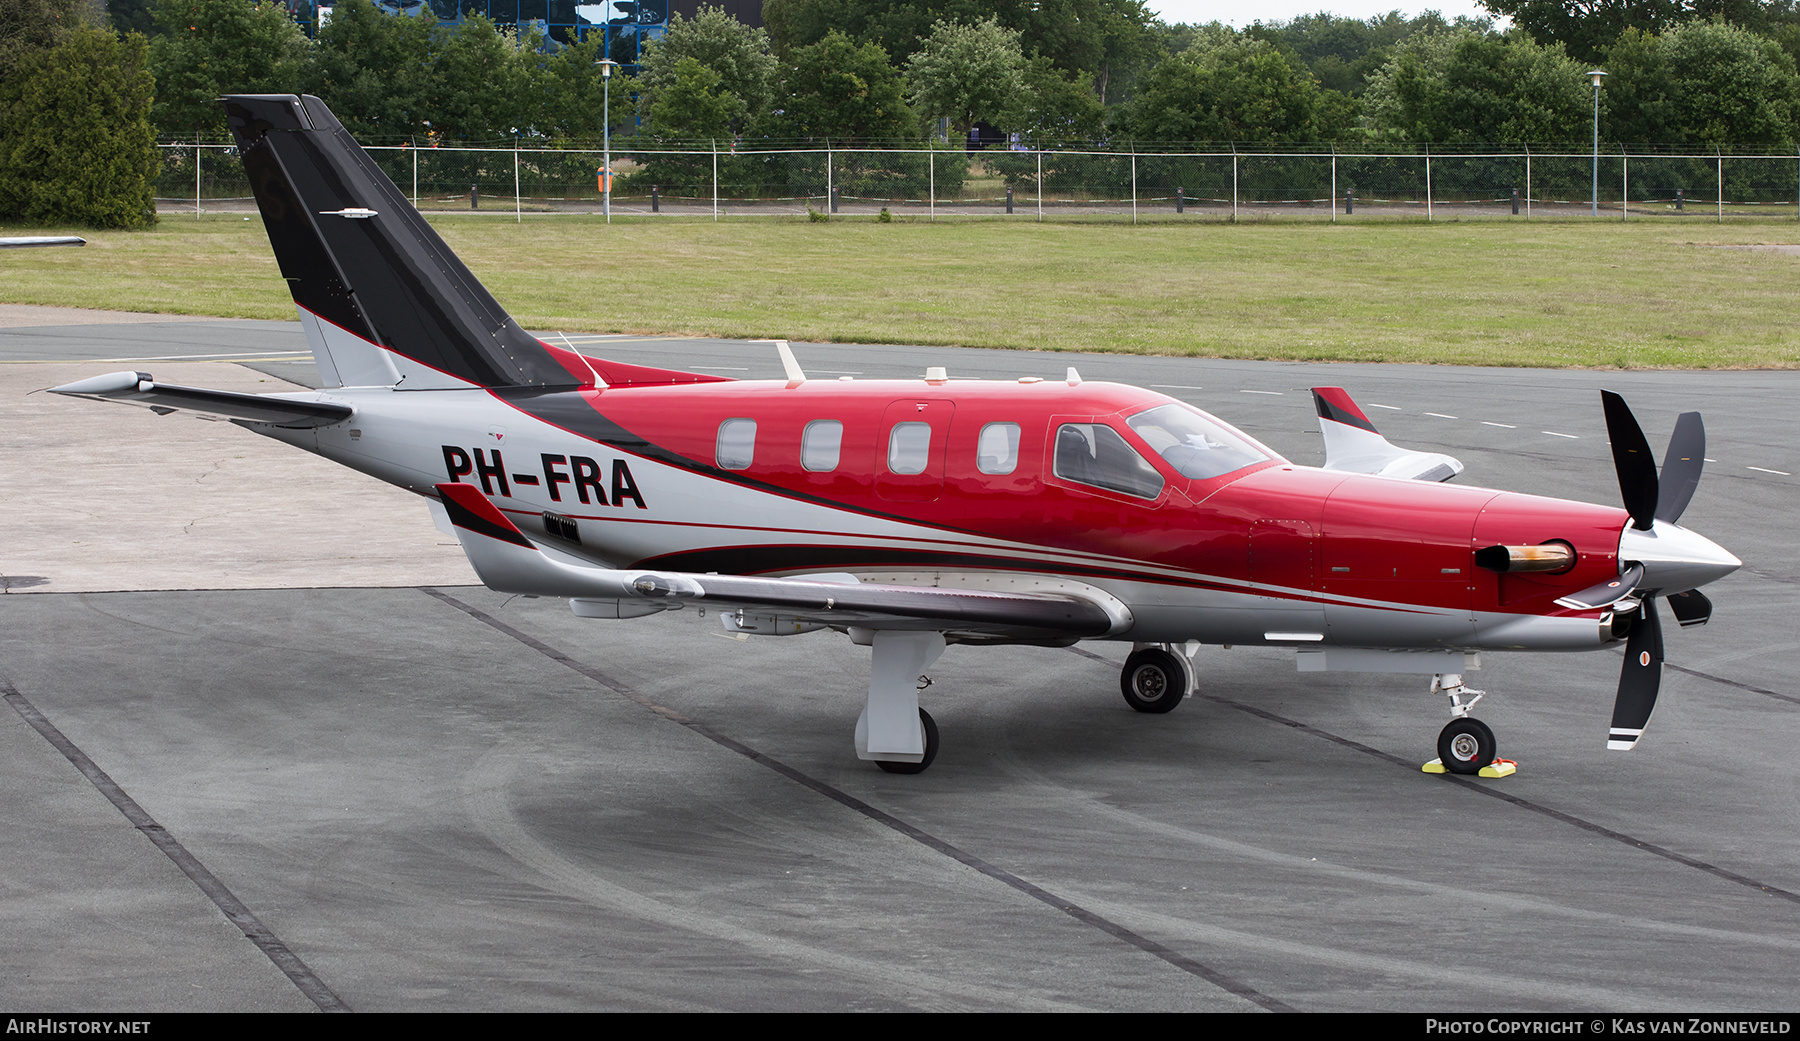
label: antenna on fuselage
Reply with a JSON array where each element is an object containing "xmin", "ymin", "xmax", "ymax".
[{"xmin": 1066, "ymin": 366, "xmax": 1082, "ymax": 386}]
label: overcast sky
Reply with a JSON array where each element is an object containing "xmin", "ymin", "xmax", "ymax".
[{"xmin": 1142, "ymin": 1, "xmax": 1502, "ymax": 28}]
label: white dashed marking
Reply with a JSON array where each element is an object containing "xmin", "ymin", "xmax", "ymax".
[{"xmin": 1543, "ymin": 431, "xmax": 1579, "ymax": 439}]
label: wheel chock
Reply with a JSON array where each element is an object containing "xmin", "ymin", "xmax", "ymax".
[{"xmin": 1422, "ymin": 758, "xmax": 1518, "ymax": 777}]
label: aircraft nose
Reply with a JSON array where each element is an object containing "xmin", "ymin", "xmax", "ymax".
[{"xmin": 1619, "ymin": 520, "xmax": 1741, "ymax": 596}]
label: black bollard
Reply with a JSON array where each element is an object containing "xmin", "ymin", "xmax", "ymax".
[
  {"xmin": 1676, "ymin": 188, "xmax": 1684, "ymax": 211},
  {"xmin": 1176, "ymin": 187, "xmax": 1184, "ymax": 214},
  {"xmin": 830, "ymin": 187, "xmax": 839, "ymax": 214},
  {"xmin": 1006, "ymin": 187, "xmax": 1013, "ymax": 214},
  {"xmin": 1512, "ymin": 187, "xmax": 1520, "ymax": 215},
  {"xmin": 470, "ymin": 184, "xmax": 478, "ymax": 209},
  {"xmin": 651, "ymin": 186, "xmax": 660, "ymax": 213},
  {"xmin": 1345, "ymin": 188, "xmax": 1354, "ymax": 215}
]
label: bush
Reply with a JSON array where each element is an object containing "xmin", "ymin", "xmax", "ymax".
[{"xmin": 0, "ymin": 25, "xmax": 158, "ymax": 229}]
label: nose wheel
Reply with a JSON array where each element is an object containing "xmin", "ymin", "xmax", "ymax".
[{"xmin": 1436, "ymin": 717, "xmax": 1497, "ymax": 775}]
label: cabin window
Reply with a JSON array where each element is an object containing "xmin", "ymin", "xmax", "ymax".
[
  {"xmin": 1053, "ymin": 423, "xmax": 1164, "ymax": 499},
  {"xmin": 803, "ymin": 420, "xmax": 843, "ymax": 472},
  {"xmin": 977, "ymin": 422, "xmax": 1021, "ymax": 475},
  {"xmin": 887, "ymin": 422, "xmax": 931, "ymax": 474},
  {"xmin": 1126, "ymin": 404, "xmax": 1269, "ymax": 481},
  {"xmin": 716, "ymin": 418, "xmax": 757, "ymax": 470}
]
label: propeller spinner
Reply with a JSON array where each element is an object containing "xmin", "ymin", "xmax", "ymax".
[{"xmin": 1596, "ymin": 392, "xmax": 1739, "ymax": 750}]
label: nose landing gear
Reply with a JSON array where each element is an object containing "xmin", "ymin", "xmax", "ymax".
[{"xmin": 1425, "ymin": 673, "xmax": 1515, "ymax": 777}]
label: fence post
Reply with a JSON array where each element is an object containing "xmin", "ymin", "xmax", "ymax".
[
  {"xmin": 1131, "ymin": 151, "xmax": 1137, "ymax": 225},
  {"xmin": 1331, "ymin": 147, "xmax": 1337, "ymax": 222},
  {"xmin": 712, "ymin": 139, "xmax": 718, "ymax": 222},
  {"xmin": 412, "ymin": 143, "xmax": 418, "ymax": 207},
  {"xmin": 514, "ymin": 137, "xmax": 521, "ymax": 224},
  {"xmin": 1036, "ymin": 148, "xmax": 1042, "ymax": 223},
  {"xmin": 1622, "ymin": 149, "xmax": 1629, "ymax": 222},
  {"xmin": 195, "ymin": 132, "xmax": 202, "ymax": 219},
  {"xmin": 1525, "ymin": 145, "xmax": 1532, "ymax": 221},
  {"xmin": 1005, "ymin": 186, "xmax": 1013, "ymax": 214},
  {"xmin": 1231, "ymin": 146, "xmax": 1238, "ymax": 222},
  {"xmin": 1717, "ymin": 148, "xmax": 1723, "ymax": 224},
  {"xmin": 929, "ymin": 147, "xmax": 935, "ymax": 222},
  {"xmin": 826, "ymin": 141, "xmax": 833, "ymax": 213},
  {"xmin": 1425, "ymin": 146, "xmax": 1432, "ymax": 222}
]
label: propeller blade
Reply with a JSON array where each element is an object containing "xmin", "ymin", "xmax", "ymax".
[
  {"xmin": 1609, "ymin": 600, "xmax": 1664, "ymax": 750},
  {"xmin": 1667, "ymin": 588, "xmax": 1713, "ymax": 627},
  {"xmin": 1602, "ymin": 390, "xmax": 1659, "ymax": 531},
  {"xmin": 1655, "ymin": 411, "xmax": 1705, "ymax": 524},
  {"xmin": 1556, "ymin": 561, "xmax": 1644, "ymax": 610}
]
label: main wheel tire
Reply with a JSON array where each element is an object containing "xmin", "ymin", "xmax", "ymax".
[
  {"xmin": 1120, "ymin": 648, "xmax": 1187, "ymax": 713},
  {"xmin": 1437, "ymin": 717, "xmax": 1497, "ymax": 775},
  {"xmin": 875, "ymin": 708, "xmax": 939, "ymax": 774}
]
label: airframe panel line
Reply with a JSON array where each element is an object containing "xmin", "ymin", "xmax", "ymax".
[
  {"xmin": 1066, "ymin": 647, "xmax": 1800, "ymax": 908},
  {"xmin": 419, "ymin": 587, "xmax": 1297, "ymax": 1014},
  {"xmin": 0, "ymin": 677, "xmax": 352, "ymax": 1012}
]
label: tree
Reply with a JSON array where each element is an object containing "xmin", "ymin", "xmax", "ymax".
[
  {"xmin": 774, "ymin": 30, "xmax": 915, "ymax": 142},
  {"xmin": 1362, "ymin": 30, "xmax": 1591, "ymax": 143},
  {"xmin": 1010, "ymin": 54, "xmax": 1104, "ymax": 145},
  {"xmin": 0, "ymin": 0, "xmax": 87, "ymax": 76},
  {"xmin": 305, "ymin": 0, "xmax": 439, "ymax": 141},
  {"xmin": 1602, "ymin": 19, "xmax": 1800, "ymax": 144},
  {"xmin": 149, "ymin": 0, "xmax": 311, "ymax": 135},
  {"xmin": 1473, "ymin": 0, "xmax": 1800, "ymax": 63},
  {"xmin": 637, "ymin": 6, "xmax": 779, "ymax": 131},
  {"xmin": 1118, "ymin": 33, "xmax": 1347, "ymax": 144},
  {"xmin": 431, "ymin": 16, "xmax": 538, "ymax": 142},
  {"xmin": 904, "ymin": 16, "xmax": 1025, "ymax": 138},
  {"xmin": 0, "ymin": 22, "xmax": 157, "ymax": 227},
  {"xmin": 647, "ymin": 55, "xmax": 742, "ymax": 140}
]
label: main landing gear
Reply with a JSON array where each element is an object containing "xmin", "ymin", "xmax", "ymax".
[
  {"xmin": 1120, "ymin": 643, "xmax": 1198, "ymax": 713},
  {"xmin": 1426, "ymin": 673, "xmax": 1513, "ymax": 777}
]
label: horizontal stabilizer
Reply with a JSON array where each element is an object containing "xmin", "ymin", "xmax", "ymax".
[
  {"xmin": 49, "ymin": 370, "xmax": 352, "ymax": 427},
  {"xmin": 1313, "ymin": 387, "xmax": 1463, "ymax": 482},
  {"xmin": 435, "ymin": 483, "xmax": 1119, "ymax": 639}
]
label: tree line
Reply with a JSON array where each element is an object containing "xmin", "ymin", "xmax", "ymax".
[{"xmin": 5, "ymin": 0, "xmax": 1800, "ymax": 226}]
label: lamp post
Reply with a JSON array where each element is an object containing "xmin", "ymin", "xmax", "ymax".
[
  {"xmin": 596, "ymin": 58, "xmax": 619, "ymax": 223},
  {"xmin": 1588, "ymin": 69, "xmax": 1607, "ymax": 217}
]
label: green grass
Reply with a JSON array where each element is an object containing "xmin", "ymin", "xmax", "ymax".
[{"xmin": 5, "ymin": 212, "xmax": 1800, "ymax": 367}]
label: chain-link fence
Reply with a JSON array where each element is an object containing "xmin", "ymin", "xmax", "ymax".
[{"xmin": 156, "ymin": 139, "xmax": 1800, "ymax": 222}]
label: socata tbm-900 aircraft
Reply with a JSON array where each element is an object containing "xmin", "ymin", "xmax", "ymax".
[{"xmin": 53, "ymin": 95, "xmax": 1741, "ymax": 775}]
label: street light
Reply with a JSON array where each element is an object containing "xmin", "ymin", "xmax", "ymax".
[
  {"xmin": 596, "ymin": 58, "xmax": 619, "ymax": 223},
  {"xmin": 1588, "ymin": 69, "xmax": 1607, "ymax": 217}
]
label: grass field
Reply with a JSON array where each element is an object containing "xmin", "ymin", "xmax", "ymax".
[{"xmin": 5, "ymin": 213, "xmax": 1799, "ymax": 368}]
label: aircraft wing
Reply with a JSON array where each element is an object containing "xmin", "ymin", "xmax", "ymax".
[
  {"xmin": 435, "ymin": 483, "xmax": 1122, "ymax": 641},
  {"xmin": 49, "ymin": 370, "xmax": 353, "ymax": 427},
  {"xmin": 1312, "ymin": 387, "xmax": 1463, "ymax": 482}
]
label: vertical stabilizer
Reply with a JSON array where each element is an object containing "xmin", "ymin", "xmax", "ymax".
[{"xmin": 222, "ymin": 94, "xmax": 579, "ymax": 390}]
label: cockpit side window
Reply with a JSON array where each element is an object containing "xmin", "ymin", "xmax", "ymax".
[
  {"xmin": 1126, "ymin": 404, "xmax": 1270, "ymax": 481},
  {"xmin": 1053, "ymin": 423, "xmax": 1165, "ymax": 499}
]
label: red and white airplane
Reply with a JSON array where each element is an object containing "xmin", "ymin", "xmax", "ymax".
[{"xmin": 52, "ymin": 95, "xmax": 1740, "ymax": 775}]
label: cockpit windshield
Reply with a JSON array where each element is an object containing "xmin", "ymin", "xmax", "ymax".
[{"xmin": 1126, "ymin": 403, "xmax": 1273, "ymax": 481}]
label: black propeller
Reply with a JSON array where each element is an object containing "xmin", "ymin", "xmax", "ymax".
[
  {"xmin": 1596, "ymin": 392, "xmax": 1712, "ymax": 750},
  {"xmin": 1609, "ymin": 599, "xmax": 1665, "ymax": 750}
]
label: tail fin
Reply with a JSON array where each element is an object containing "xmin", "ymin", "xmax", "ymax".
[{"xmin": 223, "ymin": 94, "xmax": 581, "ymax": 390}]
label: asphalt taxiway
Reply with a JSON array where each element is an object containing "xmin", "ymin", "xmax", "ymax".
[{"xmin": 2, "ymin": 309, "xmax": 1798, "ymax": 1011}]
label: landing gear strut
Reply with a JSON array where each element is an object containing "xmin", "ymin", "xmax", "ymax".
[{"xmin": 875, "ymin": 709, "xmax": 939, "ymax": 775}]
